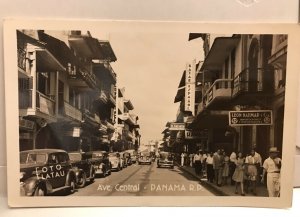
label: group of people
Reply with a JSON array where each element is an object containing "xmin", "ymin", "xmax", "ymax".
[{"xmin": 181, "ymin": 146, "xmax": 281, "ymax": 197}]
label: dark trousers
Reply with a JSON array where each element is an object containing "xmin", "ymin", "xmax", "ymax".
[
  {"xmin": 207, "ymin": 164, "xmax": 214, "ymax": 183},
  {"xmin": 229, "ymin": 162, "xmax": 236, "ymax": 185},
  {"xmin": 194, "ymin": 160, "xmax": 202, "ymax": 176}
]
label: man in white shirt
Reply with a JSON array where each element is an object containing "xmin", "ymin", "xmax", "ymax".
[
  {"xmin": 245, "ymin": 149, "xmax": 261, "ymax": 195},
  {"xmin": 262, "ymin": 147, "xmax": 281, "ymax": 197},
  {"xmin": 229, "ymin": 151, "xmax": 237, "ymax": 185}
]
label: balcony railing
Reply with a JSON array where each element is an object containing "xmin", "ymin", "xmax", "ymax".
[
  {"xmin": 232, "ymin": 68, "xmax": 266, "ymax": 97},
  {"xmin": 19, "ymin": 89, "xmax": 32, "ymax": 109},
  {"xmin": 17, "ymin": 46, "xmax": 27, "ymax": 71},
  {"xmin": 203, "ymin": 79, "xmax": 232, "ymax": 107},
  {"xmin": 104, "ymin": 90, "xmax": 116, "ymax": 105},
  {"xmin": 99, "ymin": 90, "xmax": 108, "ymax": 103},
  {"xmin": 103, "ymin": 62, "xmax": 117, "ymax": 81},
  {"xmin": 36, "ymin": 91, "xmax": 55, "ymax": 116},
  {"xmin": 79, "ymin": 63, "xmax": 97, "ymax": 88},
  {"xmin": 64, "ymin": 101, "xmax": 82, "ymax": 122}
]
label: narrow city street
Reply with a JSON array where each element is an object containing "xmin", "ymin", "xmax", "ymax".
[{"xmin": 72, "ymin": 163, "xmax": 216, "ymax": 196}]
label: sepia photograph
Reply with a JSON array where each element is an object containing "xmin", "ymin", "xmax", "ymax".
[{"xmin": 4, "ymin": 20, "xmax": 298, "ymax": 207}]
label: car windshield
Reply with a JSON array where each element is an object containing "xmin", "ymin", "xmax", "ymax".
[
  {"xmin": 109, "ymin": 153, "xmax": 119, "ymax": 157},
  {"xmin": 140, "ymin": 152, "xmax": 150, "ymax": 157},
  {"xmin": 69, "ymin": 153, "xmax": 82, "ymax": 161},
  {"xmin": 20, "ymin": 152, "xmax": 47, "ymax": 164},
  {"xmin": 160, "ymin": 153, "xmax": 173, "ymax": 160}
]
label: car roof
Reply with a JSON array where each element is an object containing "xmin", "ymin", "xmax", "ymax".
[{"xmin": 20, "ymin": 149, "xmax": 67, "ymax": 154}]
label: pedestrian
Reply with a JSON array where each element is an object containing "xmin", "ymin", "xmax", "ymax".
[
  {"xmin": 229, "ymin": 151, "xmax": 237, "ymax": 185},
  {"xmin": 245, "ymin": 149, "xmax": 261, "ymax": 195},
  {"xmin": 181, "ymin": 152, "xmax": 185, "ymax": 167},
  {"xmin": 201, "ymin": 151, "xmax": 208, "ymax": 177},
  {"xmin": 189, "ymin": 153, "xmax": 194, "ymax": 167},
  {"xmin": 222, "ymin": 152, "xmax": 230, "ymax": 185},
  {"xmin": 232, "ymin": 152, "xmax": 246, "ymax": 196},
  {"xmin": 252, "ymin": 146, "xmax": 263, "ymax": 182},
  {"xmin": 213, "ymin": 149, "xmax": 222, "ymax": 186},
  {"xmin": 193, "ymin": 151, "xmax": 202, "ymax": 176},
  {"xmin": 206, "ymin": 152, "xmax": 214, "ymax": 183},
  {"xmin": 262, "ymin": 147, "xmax": 281, "ymax": 197},
  {"xmin": 217, "ymin": 149, "xmax": 225, "ymax": 186}
]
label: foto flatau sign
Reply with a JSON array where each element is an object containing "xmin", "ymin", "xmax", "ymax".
[{"xmin": 229, "ymin": 110, "xmax": 272, "ymax": 126}]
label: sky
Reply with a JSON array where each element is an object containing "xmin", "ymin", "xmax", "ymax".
[{"xmin": 90, "ymin": 30, "xmax": 204, "ymax": 145}]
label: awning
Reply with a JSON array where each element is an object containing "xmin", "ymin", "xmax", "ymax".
[
  {"xmin": 98, "ymin": 40, "xmax": 117, "ymax": 62},
  {"xmin": 124, "ymin": 99, "xmax": 134, "ymax": 110},
  {"xmin": 200, "ymin": 37, "xmax": 240, "ymax": 71},
  {"xmin": 38, "ymin": 31, "xmax": 77, "ymax": 67},
  {"xmin": 174, "ymin": 86, "xmax": 185, "ymax": 103},
  {"xmin": 190, "ymin": 110, "xmax": 229, "ymax": 130},
  {"xmin": 36, "ymin": 48, "xmax": 65, "ymax": 72},
  {"xmin": 188, "ymin": 33, "xmax": 207, "ymax": 41},
  {"xmin": 69, "ymin": 35, "xmax": 104, "ymax": 59}
]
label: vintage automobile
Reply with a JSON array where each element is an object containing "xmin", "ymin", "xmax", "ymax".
[
  {"xmin": 138, "ymin": 151, "xmax": 152, "ymax": 165},
  {"xmin": 20, "ymin": 149, "xmax": 77, "ymax": 196},
  {"xmin": 157, "ymin": 152, "xmax": 174, "ymax": 169},
  {"xmin": 85, "ymin": 151, "xmax": 112, "ymax": 177},
  {"xmin": 108, "ymin": 152, "xmax": 123, "ymax": 171},
  {"xmin": 119, "ymin": 152, "xmax": 128, "ymax": 168},
  {"xmin": 123, "ymin": 151, "xmax": 132, "ymax": 166},
  {"xmin": 68, "ymin": 152, "xmax": 95, "ymax": 188},
  {"xmin": 126, "ymin": 149, "xmax": 138, "ymax": 163}
]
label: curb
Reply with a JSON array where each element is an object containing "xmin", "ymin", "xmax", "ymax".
[{"xmin": 175, "ymin": 162, "xmax": 229, "ymax": 196}]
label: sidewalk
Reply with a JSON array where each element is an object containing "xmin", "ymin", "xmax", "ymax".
[{"xmin": 177, "ymin": 163, "xmax": 269, "ymax": 197}]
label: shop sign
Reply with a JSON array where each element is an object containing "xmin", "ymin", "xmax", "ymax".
[
  {"xmin": 185, "ymin": 60, "xmax": 196, "ymax": 115},
  {"xmin": 229, "ymin": 110, "xmax": 272, "ymax": 126},
  {"xmin": 169, "ymin": 122, "xmax": 185, "ymax": 131},
  {"xmin": 185, "ymin": 130, "xmax": 209, "ymax": 139}
]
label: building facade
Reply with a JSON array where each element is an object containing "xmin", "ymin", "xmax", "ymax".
[{"xmin": 18, "ymin": 30, "xmax": 141, "ymax": 153}]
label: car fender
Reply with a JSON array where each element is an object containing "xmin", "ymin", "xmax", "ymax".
[
  {"xmin": 22, "ymin": 176, "xmax": 51, "ymax": 196},
  {"xmin": 65, "ymin": 170, "xmax": 76, "ymax": 186}
]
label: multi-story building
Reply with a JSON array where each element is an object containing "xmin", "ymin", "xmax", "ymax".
[
  {"xmin": 113, "ymin": 88, "xmax": 140, "ymax": 152},
  {"xmin": 17, "ymin": 30, "xmax": 122, "ymax": 153},
  {"xmin": 189, "ymin": 33, "xmax": 286, "ymax": 159}
]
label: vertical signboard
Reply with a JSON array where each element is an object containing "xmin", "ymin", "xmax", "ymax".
[{"xmin": 185, "ymin": 60, "xmax": 196, "ymax": 115}]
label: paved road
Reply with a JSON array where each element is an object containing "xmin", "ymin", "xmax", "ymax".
[{"xmin": 72, "ymin": 162, "xmax": 216, "ymax": 196}]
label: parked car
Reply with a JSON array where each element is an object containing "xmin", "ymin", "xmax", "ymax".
[
  {"xmin": 20, "ymin": 149, "xmax": 77, "ymax": 196},
  {"xmin": 68, "ymin": 152, "xmax": 95, "ymax": 188},
  {"xmin": 157, "ymin": 152, "xmax": 174, "ymax": 169},
  {"xmin": 119, "ymin": 152, "xmax": 128, "ymax": 168},
  {"xmin": 123, "ymin": 151, "xmax": 132, "ymax": 166},
  {"xmin": 109, "ymin": 152, "xmax": 122, "ymax": 171},
  {"xmin": 138, "ymin": 152, "xmax": 152, "ymax": 165},
  {"xmin": 85, "ymin": 151, "xmax": 112, "ymax": 177}
]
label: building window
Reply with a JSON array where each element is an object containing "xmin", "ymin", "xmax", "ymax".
[{"xmin": 37, "ymin": 72, "xmax": 50, "ymax": 95}]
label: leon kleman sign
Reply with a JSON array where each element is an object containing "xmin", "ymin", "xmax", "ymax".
[{"xmin": 229, "ymin": 110, "xmax": 273, "ymax": 126}]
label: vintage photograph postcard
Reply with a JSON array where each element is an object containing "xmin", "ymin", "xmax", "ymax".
[{"xmin": 3, "ymin": 19, "xmax": 299, "ymax": 208}]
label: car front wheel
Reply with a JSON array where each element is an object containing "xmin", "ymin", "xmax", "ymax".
[
  {"xmin": 69, "ymin": 179, "xmax": 76, "ymax": 194},
  {"xmin": 77, "ymin": 172, "xmax": 87, "ymax": 188},
  {"xmin": 34, "ymin": 185, "xmax": 46, "ymax": 196}
]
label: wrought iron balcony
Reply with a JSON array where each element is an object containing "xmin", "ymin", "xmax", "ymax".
[
  {"xmin": 203, "ymin": 79, "xmax": 232, "ymax": 108},
  {"xmin": 232, "ymin": 68, "xmax": 269, "ymax": 98}
]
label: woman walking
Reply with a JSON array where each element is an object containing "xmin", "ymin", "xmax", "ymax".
[
  {"xmin": 232, "ymin": 152, "xmax": 246, "ymax": 196},
  {"xmin": 222, "ymin": 152, "xmax": 230, "ymax": 185}
]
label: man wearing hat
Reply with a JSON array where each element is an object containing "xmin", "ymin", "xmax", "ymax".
[{"xmin": 262, "ymin": 147, "xmax": 281, "ymax": 197}]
